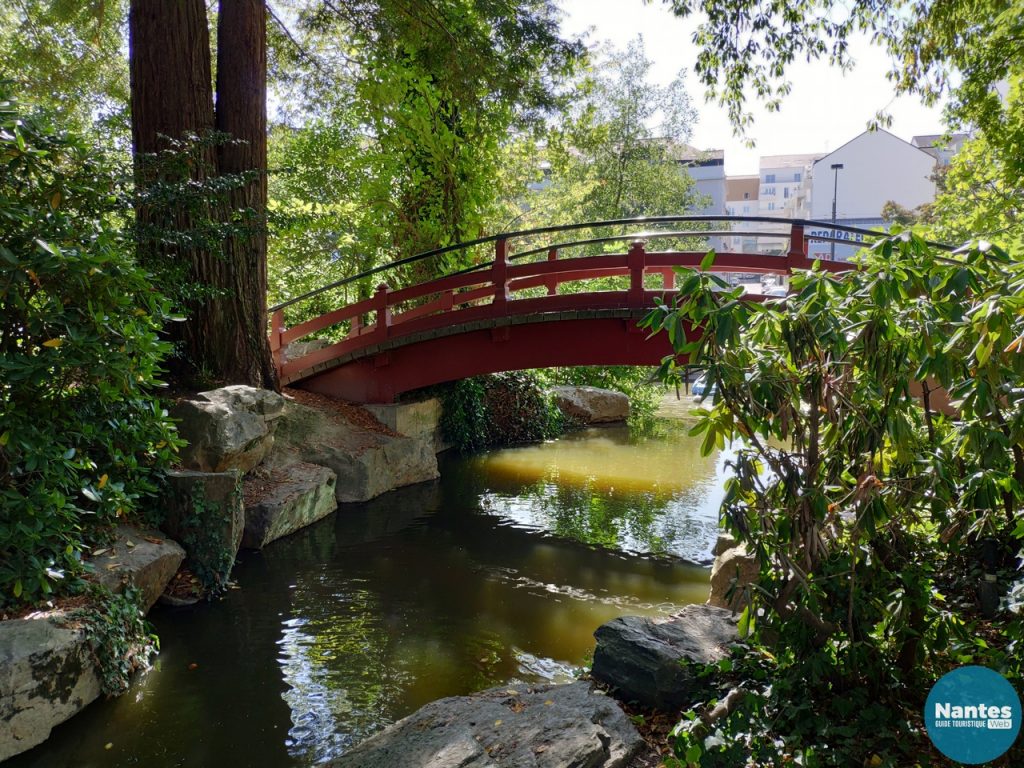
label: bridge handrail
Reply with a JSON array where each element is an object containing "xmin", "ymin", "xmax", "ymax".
[{"xmin": 268, "ymin": 215, "xmax": 952, "ymax": 313}]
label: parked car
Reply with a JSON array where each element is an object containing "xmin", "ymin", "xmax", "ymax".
[{"xmin": 691, "ymin": 373, "xmax": 717, "ymax": 402}]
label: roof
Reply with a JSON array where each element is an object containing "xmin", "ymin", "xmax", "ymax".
[{"xmin": 813, "ymin": 128, "xmax": 935, "ymax": 166}]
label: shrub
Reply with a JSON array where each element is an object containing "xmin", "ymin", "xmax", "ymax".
[
  {"xmin": 644, "ymin": 240, "xmax": 1024, "ymax": 765},
  {"xmin": 0, "ymin": 94, "xmax": 181, "ymax": 609},
  {"xmin": 440, "ymin": 371, "xmax": 563, "ymax": 451}
]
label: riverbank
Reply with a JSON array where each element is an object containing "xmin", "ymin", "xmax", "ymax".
[{"xmin": 3, "ymin": 384, "xmax": 724, "ymax": 765}]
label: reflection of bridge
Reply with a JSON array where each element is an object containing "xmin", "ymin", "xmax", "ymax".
[{"xmin": 269, "ymin": 217, "xmax": 874, "ymax": 404}]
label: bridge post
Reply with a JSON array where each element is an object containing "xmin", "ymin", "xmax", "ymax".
[
  {"xmin": 493, "ymin": 238, "xmax": 510, "ymax": 311},
  {"xmin": 786, "ymin": 223, "xmax": 807, "ymax": 274},
  {"xmin": 628, "ymin": 240, "xmax": 646, "ymax": 308},
  {"xmin": 546, "ymin": 248, "xmax": 558, "ymax": 296},
  {"xmin": 374, "ymin": 282, "xmax": 391, "ymax": 340},
  {"xmin": 270, "ymin": 308, "xmax": 285, "ymax": 376}
]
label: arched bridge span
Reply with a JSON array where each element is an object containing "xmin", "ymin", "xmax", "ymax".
[{"xmin": 268, "ymin": 217, "xmax": 878, "ymax": 403}]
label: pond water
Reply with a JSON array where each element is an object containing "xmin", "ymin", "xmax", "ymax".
[{"xmin": 12, "ymin": 415, "xmax": 730, "ymax": 768}]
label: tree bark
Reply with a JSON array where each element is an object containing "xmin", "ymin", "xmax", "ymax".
[
  {"xmin": 129, "ymin": 0, "xmax": 216, "ymax": 381},
  {"xmin": 129, "ymin": 0, "xmax": 278, "ymax": 391},
  {"xmin": 215, "ymin": 0, "xmax": 278, "ymax": 389}
]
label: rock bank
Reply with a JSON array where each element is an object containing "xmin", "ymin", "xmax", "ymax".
[
  {"xmin": 591, "ymin": 605, "xmax": 740, "ymax": 710},
  {"xmin": 329, "ymin": 681, "xmax": 645, "ymax": 768}
]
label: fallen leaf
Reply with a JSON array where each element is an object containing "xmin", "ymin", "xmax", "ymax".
[
  {"xmin": 125, "ymin": 540, "xmax": 135, "ymax": 548},
  {"xmin": 543, "ymin": 699, "xmax": 553, "ymax": 706},
  {"xmin": 188, "ymin": 663, "xmax": 199, "ymax": 670},
  {"xmin": 143, "ymin": 536, "xmax": 163, "ymax": 545},
  {"xmin": 534, "ymin": 745, "xmax": 547, "ymax": 754},
  {"xmin": 105, "ymin": 563, "xmax": 122, "ymax": 570},
  {"xmin": 42, "ymin": 338, "xmax": 63, "ymax": 348},
  {"xmin": 91, "ymin": 548, "xmax": 110, "ymax": 558},
  {"xmin": 494, "ymin": 719, "xmax": 502, "ymax": 727},
  {"xmin": 104, "ymin": 743, "xmax": 113, "ymax": 750}
]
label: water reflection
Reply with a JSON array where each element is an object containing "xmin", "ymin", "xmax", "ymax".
[
  {"xmin": 461, "ymin": 423, "xmax": 730, "ymax": 562},
  {"xmin": 10, "ymin": 421, "xmax": 719, "ymax": 768}
]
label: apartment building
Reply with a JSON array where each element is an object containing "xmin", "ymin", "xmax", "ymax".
[
  {"xmin": 724, "ymin": 175, "xmax": 759, "ymax": 252},
  {"xmin": 757, "ymin": 153, "xmax": 822, "ymax": 253}
]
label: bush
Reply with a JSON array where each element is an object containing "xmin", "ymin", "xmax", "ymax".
[
  {"xmin": 644, "ymin": 240, "xmax": 1024, "ymax": 765},
  {"xmin": 440, "ymin": 371, "xmax": 563, "ymax": 451},
  {"xmin": 0, "ymin": 95, "xmax": 181, "ymax": 609}
]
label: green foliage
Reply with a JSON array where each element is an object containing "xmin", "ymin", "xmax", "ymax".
[
  {"xmin": 175, "ymin": 483, "xmax": 241, "ymax": 595},
  {"xmin": 518, "ymin": 38, "xmax": 706, "ymax": 230},
  {"xmin": 0, "ymin": 95, "xmax": 181, "ymax": 609},
  {"xmin": 440, "ymin": 371, "xmax": 563, "ymax": 452},
  {"xmin": 643, "ymin": 238, "xmax": 1024, "ymax": 764},
  {"xmin": 0, "ymin": 1, "xmax": 130, "ymax": 140},
  {"xmin": 67, "ymin": 584, "xmax": 158, "ymax": 698},
  {"xmin": 265, "ymin": 0, "xmax": 584, "ymax": 304}
]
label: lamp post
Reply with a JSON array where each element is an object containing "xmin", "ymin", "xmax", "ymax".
[{"xmin": 830, "ymin": 162, "xmax": 844, "ymax": 260}]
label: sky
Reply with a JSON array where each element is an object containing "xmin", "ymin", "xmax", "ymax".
[{"xmin": 559, "ymin": 0, "xmax": 948, "ymax": 176}]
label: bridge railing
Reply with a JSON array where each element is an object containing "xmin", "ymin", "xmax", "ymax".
[{"xmin": 268, "ymin": 216, "xmax": 901, "ymax": 385}]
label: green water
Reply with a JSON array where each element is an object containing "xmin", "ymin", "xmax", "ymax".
[{"xmin": 11, "ymin": 419, "xmax": 728, "ymax": 767}]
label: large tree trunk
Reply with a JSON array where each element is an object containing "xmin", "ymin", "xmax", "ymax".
[
  {"xmin": 215, "ymin": 0, "xmax": 277, "ymax": 389},
  {"xmin": 129, "ymin": 0, "xmax": 277, "ymax": 391},
  {"xmin": 129, "ymin": 0, "xmax": 217, "ymax": 381}
]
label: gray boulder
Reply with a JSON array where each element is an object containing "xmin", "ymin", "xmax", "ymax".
[
  {"xmin": 242, "ymin": 462, "xmax": 338, "ymax": 549},
  {"xmin": 708, "ymin": 545, "xmax": 759, "ymax": 611},
  {"xmin": 162, "ymin": 469, "xmax": 245, "ymax": 588},
  {"xmin": 89, "ymin": 526, "xmax": 185, "ymax": 612},
  {"xmin": 330, "ymin": 682, "xmax": 644, "ymax": 768},
  {"xmin": 591, "ymin": 605, "xmax": 739, "ymax": 710},
  {"xmin": 0, "ymin": 615, "xmax": 100, "ymax": 762},
  {"xmin": 274, "ymin": 399, "xmax": 439, "ymax": 503},
  {"xmin": 172, "ymin": 385, "xmax": 285, "ymax": 474},
  {"xmin": 549, "ymin": 386, "xmax": 630, "ymax": 424}
]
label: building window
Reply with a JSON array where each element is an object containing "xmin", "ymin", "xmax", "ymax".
[
  {"xmin": 784, "ymin": 187, "xmax": 789, "ymax": 199},
  {"xmin": 743, "ymin": 192, "xmax": 749, "ymax": 199},
  {"xmin": 794, "ymin": 172, "xmax": 801, "ymax": 182},
  {"xmin": 768, "ymin": 202, "xmax": 775, "ymax": 211},
  {"xmin": 765, "ymin": 173, "xmax": 776, "ymax": 183}
]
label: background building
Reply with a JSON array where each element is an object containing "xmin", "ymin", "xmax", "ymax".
[
  {"xmin": 724, "ymin": 175, "xmax": 759, "ymax": 252},
  {"xmin": 758, "ymin": 153, "xmax": 821, "ymax": 253},
  {"xmin": 808, "ymin": 130, "xmax": 936, "ymax": 260}
]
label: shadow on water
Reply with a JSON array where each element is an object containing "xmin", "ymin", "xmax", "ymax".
[{"xmin": 10, "ymin": 420, "xmax": 724, "ymax": 767}]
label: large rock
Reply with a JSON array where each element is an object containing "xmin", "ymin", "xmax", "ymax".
[
  {"xmin": 89, "ymin": 526, "xmax": 185, "ymax": 612},
  {"xmin": 0, "ymin": 615, "xmax": 101, "ymax": 762},
  {"xmin": 330, "ymin": 682, "xmax": 644, "ymax": 768},
  {"xmin": 172, "ymin": 385, "xmax": 286, "ymax": 474},
  {"xmin": 708, "ymin": 544, "xmax": 759, "ymax": 611},
  {"xmin": 274, "ymin": 399, "xmax": 439, "ymax": 503},
  {"xmin": 363, "ymin": 398, "xmax": 449, "ymax": 453},
  {"xmin": 242, "ymin": 462, "xmax": 338, "ymax": 549},
  {"xmin": 549, "ymin": 386, "xmax": 630, "ymax": 424},
  {"xmin": 591, "ymin": 605, "xmax": 739, "ymax": 710},
  {"xmin": 163, "ymin": 469, "xmax": 245, "ymax": 589}
]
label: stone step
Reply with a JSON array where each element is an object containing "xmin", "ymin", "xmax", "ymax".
[{"xmin": 242, "ymin": 462, "xmax": 338, "ymax": 549}]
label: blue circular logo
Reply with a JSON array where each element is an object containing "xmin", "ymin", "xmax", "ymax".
[{"xmin": 925, "ymin": 666, "xmax": 1021, "ymax": 764}]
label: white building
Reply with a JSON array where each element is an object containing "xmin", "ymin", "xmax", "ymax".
[
  {"xmin": 758, "ymin": 153, "xmax": 822, "ymax": 253},
  {"xmin": 724, "ymin": 175, "xmax": 759, "ymax": 252},
  {"xmin": 808, "ymin": 129, "xmax": 937, "ymax": 260}
]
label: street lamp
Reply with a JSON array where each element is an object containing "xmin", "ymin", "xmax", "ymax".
[{"xmin": 830, "ymin": 163, "xmax": 844, "ymax": 260}]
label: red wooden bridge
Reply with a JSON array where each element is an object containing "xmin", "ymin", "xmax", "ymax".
[{"xmin": 269, "ymin": 217, "xmax": 871, "ymax": 403}]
